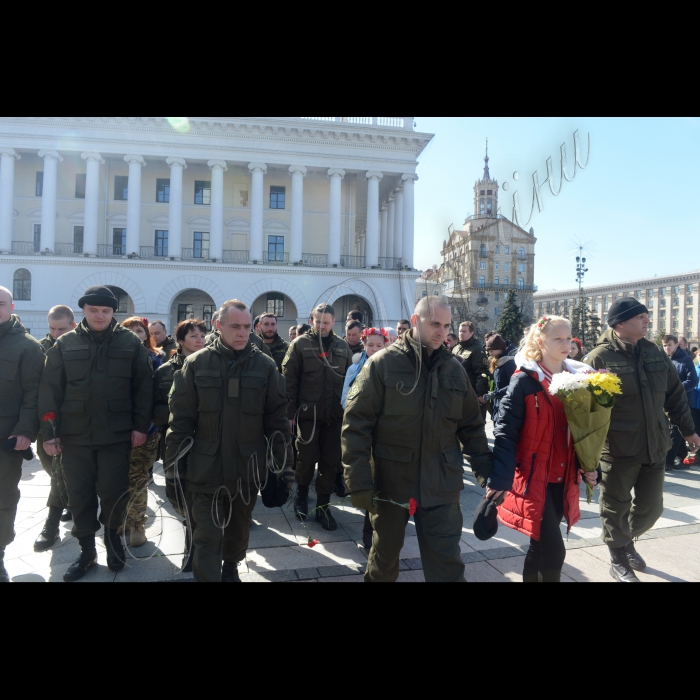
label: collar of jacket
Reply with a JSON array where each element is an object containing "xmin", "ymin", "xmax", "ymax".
[
  {"xmin": 495, "ymin": 355, "xmax": 516, "ymax": 369},
  {"xmin": 42, "ymin": 333, "xmax": 56, "ymax": 347},
  {"xmin": 212, "ymin": 336, "xmax": 255, "ymax": 363},
  {"xmin": 170, "ymin": 351, "xmax": 186, "ymax": 368},
  {"xmin": 76, "ymin": 317, "xmax": 119, "ymax": 342},
  {"xmin": 514, "ymin": 352, "xmax": 591, "ymax": 382},
  {"xmin": 0, "ymin": 314, "xmax": 24, "ymax": 341},
  {"xmin": 672, "ymin": 347, "xmax": 690, "ymax": 362},
  {"xmin": 308, "ymin": 330, "xmax": 337, "ymax": 347},
  {"xmin": 267, "ymin": 333, "xmax": 286, "ymax": 349},
  {"xmin": 159, "ymin": 335, "xmax": 175, "ymax": 348},
  {"xmin": 401, "ymin": 329, "xmax": 450, "ymax": 371},
  {"xmin": 458, "ymin": 337, "xmax": 478, "ymax": 350}
]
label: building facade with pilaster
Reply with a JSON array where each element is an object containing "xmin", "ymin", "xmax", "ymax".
[{"xmin": 0, "ymin": 117, "xmax": 432, "ymax": 337}]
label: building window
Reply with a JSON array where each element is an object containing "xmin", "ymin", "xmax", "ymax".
[
  {"xmin": 480, "ymin": 190, "xmax": 485, "ymax": 196},
  {"xmin": 156, "ymin": 179, "xmax": 170, "ymax": 203},
  {"xmin": 518, "ymin": 247, "xmax": 525, "ymax": 259},
  {"xmin": 673, "ymin": 297, "xmax": 680, "ymax": 307},
  {"xmin": 648, "ymin": 289, "xmax": 654, "ymax": 298},
  {"xmin": 270, "ymin": 186, "xmax": 286, "ymax": 210},
  {"xmin": 660, "ymin": 298, "xmax": 666, "ymax": 307},
  {"xmin": 193, "ymin": 232, "xmax": 210, "ymax": 259},
  {"xmin": 115, "ymin": 176, "xmax": 129, "ymax": 201},
  {"xmin": 494, "ymin": 307, "xmax": 499, "ymax": 316},
  {"xmin": 73, "ymin": 226, "xmax": 84, "ymax": 254},
  {"xmin": 75, "ymin": 174, "xmax": 86, "ymax": 199},
  {"xmin": 504, "ymin": 277, "xmax": 509, "ymax": 285},
  {"xmin": 660, "ymin": 310, "xmax": 666, "ymax": 318},
  {"xmin": 594, "ymin": 299, "xmax": 599, "ymax": 311},
  {"xmin": 487, "ymin": 190, "xmax": 493, "ymax": 195},
  {"xmin": 495, "ymin": 246, "xmax": 500, "ymax": 254},
  {"xmin": 494, "ymin": 277, "xmax": 499, "ymax": 285},
  {"xmin": 636, "ymin": 290, "xmax": 642, "ymax": 299},
  {"xmin": 203, "ymin": 305, "xmax": 216, "ymax": 330},
  {"xmin": 687, "ymin": 284, "xmax": 694, "ymax": 294},
  {"xmin": 478, "ymin": 276, "xmax": 486, "ymax": 287},
  {"xmin": 673, "ymin": 309, "xmax": 679, "ymax": 318},
  {"xmin": 195, "ymin": 181, "xmax": 211, "ymax": 206},
  {"xmin": 688, "ymin": 320, "xmax": 693, "ymax": 329},
  {"xmin": 518, "ymin": 263, "xmax": 524, "ymax": 273},
  {"xmin": 673, "ymin": 321, "xmax": 679, "ymax": 330},
  {"xmin": 505, "ymin": 246, "xmax": 510, "ymax": 254},
  {"xmin": 487, "ymin": 198, "xmax": 492, "ymax": 215},
  {"xmin": 495, "ymin": 292, "xmax": 499, "ymax": 301},
  {"xmin": 604, "ymin": 298, "xmax": 609, "ymax": 311},
  {"xmin": 480, "ymin": 244, "xmax": 487, "ymax": 256},
  {"xmin": 688, "ymin": 296, "xmax": 693, "ymax": 306},
  {"xmin": 155, "ymin": 230, "xmax": 169, "ymax": 257},
  {"xmin": 479, "ymin": 261, "xmax": 486, "ymax": 270},
  {"xmin": 107, "ymin": 287, "xmax": 129, "ymax": 314},
  {"xmin": 688, "ymin": 309, "xmax": 693, "ymax": 317},
  {"xmin": 33, "ymin": 224, "xmax": 41, "ymax": 253},
  {"xmin": 518, "ymin": 278, "xmax": 525, "ymax": 290},
  {"xmin": 267, "ymin": 293, "xmax": 285, "ymax": 317},
  {"xmin": 267, "ymin": 235, "xmax": 285, "ymax": 262},
  {"xmin": 178, "ymin": 304, "xmax": 194, "ymax": 323},
  {"xmin": 113, "ymin": 228, "xmax": 126, "ymax": 255},
  {"xmin": 504, "ymin": 262, "xmax": 510, "ymax": 272},
  {"xmin": 480, "ymin": 200, "xmax": 485, "ymax": 216},
  {"xmin": 36, "ymin": 172, "xmax": 43, "ymax": 197},
  {"xmin": 13, "ymin": 269, "xmax": 31, "ymax": 301},
  {"xmin": 648, "ymin": 312, "xmax": 654, "ymax": 320},
  {"xmin": 674, "ymin": 286, "xmax": 680, "ymax": 294},
  {"xmin": 660, "ymin": 287, "xmax": 666, "ymax": 296},
  {"xmin": 648, "ymin": 299, "xmax": 654, "ymax": 308},
  {"xmin": 495, "ymin": 262, "xmax": 500, "ymax": 271}
]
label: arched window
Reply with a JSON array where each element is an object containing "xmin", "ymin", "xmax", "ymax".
[
  {"xmin": 478, "ymin": 276, "xmax": 486, "ymax": 288},
  {"xmin": 13, "ymin": 269, "xmax": 31, "ymax": 301},
  {"xmin": 518, "ymin": 278, "xmax": 525, "ymax": 290}
]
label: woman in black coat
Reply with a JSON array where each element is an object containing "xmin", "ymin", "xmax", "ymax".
[{"xmin": 479, "ymin": 334, "xmax": 516, "ymax": 425}]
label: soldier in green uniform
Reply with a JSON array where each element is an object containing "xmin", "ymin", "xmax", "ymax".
[
  {"xmin": 284, "ymin": 304, "xmax": 352, "ymax": 530},
  {"xmin": 166, "ymin": 300, "xmax": 291, "ymax": 583},
  {"xmin": 342, "ymin": 297, "xmax": 493, "ymax": 583},
  {"xmin": 34, "ymin": 305, "xmax": 76, "ymax": 552},
  {"xmin": 0, "ymin": 287, "xmax": 46, "ymax": 583},
  {"xmin": 153, "ymin": 318, "xmax": 207, "ymax": 572},
  {"xmin": 259, "ymin": 313, "xmax": 289, "ymax": 373},
  {"xmin": 206, "ymin": 325, "xmax": 274, "ymax": 359},
  {"xmin": 39, "ymin": 286, "xmax": 154, "ymax": 582},
  {"xmin": 149, "ymin": 320, "xmax": 178, "ymax": 359},
  {"xmin": 452, "ymin": 321, "xmax": 490, "ymax": 397},
  {"xmin": 584, "ymin": 298, "xmax": 700, "ymax": 583},
  {"xmin": 345, "ymin": 321, "xmax": 364, "ymax": 356}
]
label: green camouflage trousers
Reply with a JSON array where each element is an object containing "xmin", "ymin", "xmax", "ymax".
[{"xmin": 126, "ymin": 433, "xmax": 160, "ymax": 526}]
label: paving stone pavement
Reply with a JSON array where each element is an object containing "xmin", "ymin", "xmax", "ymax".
[{"xmin": 5, "ymin": 426, "xmax": 700, "ymax": 583}]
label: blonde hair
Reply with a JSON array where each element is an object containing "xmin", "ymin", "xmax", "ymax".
[{"xmin": 520, "ymin": 315, "xmax": 571, "ymax": 362}]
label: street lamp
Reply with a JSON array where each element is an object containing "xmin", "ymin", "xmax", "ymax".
[{"xmin": 575, "ymin": 251, "xmax": 589, "ymax": 345}]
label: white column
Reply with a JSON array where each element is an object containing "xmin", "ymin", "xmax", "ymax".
[
  {"xmin": 289, "ymin": 165, "xmax": 307, "ymax": 264},
  {"xmin": 393, "ymin": 186, "xmax": 404, "ymax": 262},
  {"xmin": 124, "ymin": 155, "xmax": 146, "ymax": 256},
  {"xmin": 248, "ymin": 163, "xmax": 267, "ymax": 263},
  {"xmin": 81, "ymin": 152, "xmax": 104, "ymax": 256},
  {"xmin": 365, "ymin": 171, "xmax": 383, "ymax": 268},
  {"xmin": 402, "ymin": 173, "xmax": 418, "ymax": 270},
  {"xmin": 208, "ymin": 159, "xmax": 227, "ymax": 261},
  {"xmin": 386, "ymin": 196, "xmax": 395, "ymax": 264},
  {"xmin": 166, "ymin": 157, "xmax": 187, "ymax": 259},
  {"xmin": 327, "ymin": 168, "xmax": 345, "ymax": 266},
  {"xmin": 0, "ymin": 149, "xmax": 20, "ymax": 254},
  {"xmin": 379, "ymin": 208, "xmax": 387, "ymax": 260},
  {"xmin": 38, "ymin": 150, "xmax": 62, "ymax": 253}
]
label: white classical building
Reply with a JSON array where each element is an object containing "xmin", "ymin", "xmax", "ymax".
[{"xmin": 0, "ymin": 116, "xmax": 432, "ymax": 337}]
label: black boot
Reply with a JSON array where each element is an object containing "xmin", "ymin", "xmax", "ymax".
[
  {"xmin": 609, "ymin": 545, "xmax": 641, "ymax": 582},
  {"xmin": 60, "ymin": 509, "xmax": 73, "ymax": 522},
  {"xmin": 334, "ymin": 471, "xmax": 347, "ymax": 499},
  {"xmin": 315, "ymin": 495, "xmax": 338, "ymax": 532},
  {"xmin": 624, "ymin": 541, "xmax": 647, "ymax": 572},
  {"xmin": 63, "ymin": 536, "xmax": 98, "ymax": 582},
  {"xmin": 362, "ymin": 511, "xmax": 373, "ymax": 550},
  {"xmin": 34, "ymin": 506, "xmax": 62, "ymax": 552},
  {"xmin": 222, "ymin": 562, "xmax": 242, "ymax": 583},
  {"xmin": 182, "ymin": 525, "xmax": 194, "ymax": 573},
  {"xmin": 0, "ymin": 547, "xmax": 10, "ymax": 583},
  {"xmin": 295, "ymin": 485, "xmax": 309, "ymax": 521},
  {"xmin": 105, "ymin": 529, "xmax": 126, "ymax": 572}
]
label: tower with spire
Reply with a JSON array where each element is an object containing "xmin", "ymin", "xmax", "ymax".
[{"xmin": 473, "ymin": 138, "xmax": 499, "ymax": 220}]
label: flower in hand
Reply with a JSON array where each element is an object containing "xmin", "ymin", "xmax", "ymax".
[
  {"xmin": 43, "ymin": 412, "xmax": 56, "ymax": 423},
  {"xmin": 308, "ymin": 538, "xmax": 319, "ymax": 548},
  {"xmin": 408, "ymin": 499, "xmax": 418, "ymax": 517}
]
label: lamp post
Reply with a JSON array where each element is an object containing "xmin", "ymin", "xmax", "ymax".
[{"xmin": 575, "ymin": 248, "xmax": 589, "ymax": 345}]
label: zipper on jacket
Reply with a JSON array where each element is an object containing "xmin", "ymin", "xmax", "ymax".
[
  {"xmin": 534, "ymin": 394, "xmax": 540, "ymax": 415},
  {"xmin": 524, "ymin": 453, "xmax": 537, "ymax": 495}
]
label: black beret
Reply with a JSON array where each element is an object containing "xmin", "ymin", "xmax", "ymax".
[
  {"xmin": 79, "ymin": 285, "xmax": 118, "ymax": 311},
  {"xmin": 607, "ymin": 298, "xmax": 649, "ymax": 328},
  {"xmin": 473, "ymin": 496, "xmax": 499, "ymax": 542}
]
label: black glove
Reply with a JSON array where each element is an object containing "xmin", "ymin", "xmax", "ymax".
[
  {"xmin": 2, "ymin": 438, "xmax": 35, "ymax": 462},
  {"xmin": 351, "ymin": 490, "xmax": 378, "ymax": 515}
]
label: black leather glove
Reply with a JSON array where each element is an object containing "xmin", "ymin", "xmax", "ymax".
[{"xmin": 351, "ymin": 490, "xmax": 378, "ymax": 515}]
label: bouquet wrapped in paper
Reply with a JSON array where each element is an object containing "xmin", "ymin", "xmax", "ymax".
[{"xmin": 548, "ymin": 370, "xmax": 622, "ymax": 503}]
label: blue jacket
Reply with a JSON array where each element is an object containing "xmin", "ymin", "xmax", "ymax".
[
  {"xmin": 670, "ymin": 347, "xmax": 698, "ymax": 406},
  {"xmin": 341, "ymin": 352, "xmax": 367, "ymax": 410},
  {"xmin": 486, "ymin": 356, "xmax": 516, "ymax": 423},
  {"xmin": 692, "ymin": 364, "xmax": 700, "ymax": 410}
]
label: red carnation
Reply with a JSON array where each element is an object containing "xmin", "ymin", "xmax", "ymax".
[
  {"xmin": 408, "ymin": 499, "xmax": 418, "ymax": 517},
  {"xmin": 43, "ymin": 412, "xmax": 56, "ymax": 423},
  {"xmin": 308, "ymin": 538, "xmax": 319, "ymax": 548},
  {"xmin": 318, "ymin": 352, "xmax": 329, "ymax": 359}
]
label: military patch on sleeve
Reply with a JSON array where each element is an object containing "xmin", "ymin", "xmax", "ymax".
[
  {"xmin": 483, "ymin": 357, "xmax": 490, "ymax": 366},
  {"xmin": 169, "ymin": 368, "xmax": 185, "ymax": 398},
  {"xmin": 346, "ymin": 365, "xmax": 369, "ymax": 403}
]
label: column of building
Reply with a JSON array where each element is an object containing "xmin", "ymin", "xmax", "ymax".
[
  {"xmin": 38, "ymin": 150, "xmax": 62, "ymax": 253},
  {"xmin": 0, "ymin": 149, "xmax": 20, "ymax": 254},
  {"xmin": 81, "ymin": 152, "xmax": 104, "ymax": 256},
  {"xmin": 125, "ymin": 155, "xmax": 146, "ymax": 255},
  {"xmin": 166, "ymin": 157, "xmax": 186, "ymax": 259},
  {"xmin": 208, "ymin": 160, "xmax": 227, "ymax": 261}
]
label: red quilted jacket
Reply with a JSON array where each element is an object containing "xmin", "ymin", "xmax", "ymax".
[{"xmin": 490, "ymin": 360, "xmax": 585, "ymax": 541}]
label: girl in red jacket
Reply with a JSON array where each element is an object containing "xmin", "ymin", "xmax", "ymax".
[{"xmin": 486, "ymin": 316, "xmax": 597, "ymax": 582}]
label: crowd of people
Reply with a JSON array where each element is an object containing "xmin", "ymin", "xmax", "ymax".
[{"xmin": 0, "ymin": 282, "xmax": 699, "ymax": 584}]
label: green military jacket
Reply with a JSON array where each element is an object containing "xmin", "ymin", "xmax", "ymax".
[
  {"xmin": 342, "ymin": 330, "xmax": 493, "ymax": 507},
  {"xmin": 153, "ymin": 352, "xmax": 185, "ymax": 429},
  {"xmin": 265, "ymin": 334, "xmax": 289, "ymax": 373},
  {"xmin": 283, "ymin": 330, "xmax": 351, "ymax": 424},
  {"xmin": 0, "ymin": 316, "xmax": 45, "ymax": 441},
  {"xmin": 158, "ymin": 335, "xmax": 178, "ymax": 359},
  {"xmin": 38, "ymin": 319, "xmax": 154, "ymax": 446},
  {"xmin": 584, "ymin": 329, "xmax": 695, "ymax": 465},
  {"xmin": 347, "ymin": 341, "xmax": 364, "ymax": 356},
  {"xmin": 40, "ymin": 334, "xmax": 56, "ymax": 352},
  {"xmin": 165, "ymin": 338, "xmax": 290, "ymax": 494},
  {"xmin": 453, "ymin": 337, "xmax": 490, "ymax": 395}
]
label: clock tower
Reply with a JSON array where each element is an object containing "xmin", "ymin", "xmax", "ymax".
[{"xmin": 473, "ymin": 139, "xmax": 499, "ymax": 219}]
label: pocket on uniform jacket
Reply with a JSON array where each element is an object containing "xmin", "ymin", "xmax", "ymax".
[
  {"xmin": 240, "ymin": 372, "xmax": 267, "ymax": 415},
  {"xmin": 194, "ymin": 372, "xmax": 222, "ymax": 412},
  {"xmin": 439, "ymin": 445, "xmax": 465, "ymax": 493},
  {"xmin": 382, "ymin": 372, "xmax": 416, "ymax": 415},
  {"xmin": 644, "ymin": 358, "xmax": 667, "ymax": 394},
  {"xmin": 607, "ymin": 420, "xmax": 639, "ymax": 458},
  {"xmin": 60, "ymin": 400, "xmax": 88, "ymax": 436},
  {"xmin": 188, "ymin": 439, "xmax": 220, "ymax": 485},
  {"xmin": 439, "ymin": 374, "xmax": 468, "ymax": 419},
  {"xmin": 108, "ymin": 349, "xmax": 133, "ymax": 378},
  {"xmin": 373, "ymin": 443, "xmax": 413, "ymax": 463},
  {"xmin": 0, "ymin": 349, "xmax": 20, "ymax": 381},
  {"xmin": 63, "ymin": 348, "xmax": 91, "ymax": 381},
  {"xmin": 108, "ymin": 398, "xmax": 133, "ymax": 433}
]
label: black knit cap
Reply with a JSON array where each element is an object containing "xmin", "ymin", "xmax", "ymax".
[
  {"xmin": 607, "ymin": 298, "xmax": 649, "ymax": 328},
  {"xmin": 473, "ymin": 496, "xmax": 499, "ymax": 541},
  {"xmin": 485, "ymin": 334, "xmax": 508, "ymax": 352},
  {"xmin": 78, "ymin": 285, "xmax": 118, "ymax": 311}
]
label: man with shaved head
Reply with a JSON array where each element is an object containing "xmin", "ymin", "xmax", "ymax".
[
  {"xmin": 342, "ymin": 296, "xmax": 493, "ymax": 583},
  {"xmin": 0, "ymin": 287, "xmax": 46, "ymax": 582}
]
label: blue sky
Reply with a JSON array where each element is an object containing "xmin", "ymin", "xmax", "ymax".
[{"xmin": 413, "ymin": 117, "xmax": 700, "ymax": 292}]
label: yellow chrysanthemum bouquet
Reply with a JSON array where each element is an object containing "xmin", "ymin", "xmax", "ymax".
[{"xmin": 549, "ymin": 370, "xmax": 623, "ymax": 503}]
